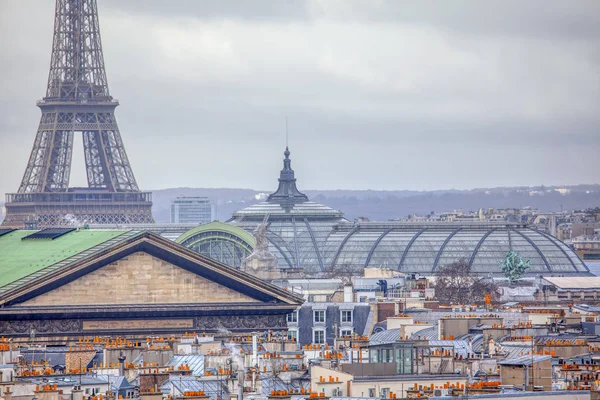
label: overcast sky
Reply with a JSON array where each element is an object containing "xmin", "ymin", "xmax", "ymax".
[{"xmin": 0, "ymin": 0, "xmax": 599, "ymax": 195}]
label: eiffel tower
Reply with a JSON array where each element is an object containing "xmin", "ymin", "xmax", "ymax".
[{"xmin": 2, "ymin": 0, "xmax": 154, "ymax": 228}]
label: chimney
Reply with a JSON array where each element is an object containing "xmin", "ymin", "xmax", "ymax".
[
  {"xmin": 140, "ymin": 392, "xmax": 164, "ymax": 400},
  {"xmin": 34, "ymin": 385, "xmax": 60, "ymax": 400},
  {"xmin": 343, "ymin": 286, "xmax": 353, "ymax": 303},
  {"xmin": 238, "ymin": 364, "xmax": 244, "ymax": 400},
  {"xmin": 72, "ymin": 386, "xmax": 83, "ymax": 400},
  {"xmin": 139, "ymin": 372, "xmax": 169, "ymax": 394},
  {"xmin": 252, "ymin": 335, "xmax": 258, "ymax": 367},
  {"xmin": 3, "ymin": 386, "xmax": 12, "ymax": 400},
  {"xmin": 175, "ymin": 394, "xmax": 209, "ymax": 400},
  {"xmin": 118, "ymin": 351, "xmax": 126, "ymax": 376},
  {"xmin": 267, "ymin": 392, "xmax": 293, "ymax": 400}
]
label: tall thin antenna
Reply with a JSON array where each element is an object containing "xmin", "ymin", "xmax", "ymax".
[{"xmin": 285, "ymin": 116, "xmax": 289, "ymax": 147}]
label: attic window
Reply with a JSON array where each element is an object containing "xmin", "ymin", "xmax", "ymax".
[
  {"xmin": 22, "ymin": 228, "xmax": 76, "ymax": 240},
  {"xmin": 0, "ymin": 228, "xmax": 16, "ymax": 238}
]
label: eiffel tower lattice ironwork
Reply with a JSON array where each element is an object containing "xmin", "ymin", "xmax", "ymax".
[{"xmin": 2, "ymin": 0, "xmax": 154, "ymax": 228}]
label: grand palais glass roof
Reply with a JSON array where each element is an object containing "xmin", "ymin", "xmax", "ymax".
[{"xmin": 178, "ymin": 148, "xmax": 589, "ymax": 276}]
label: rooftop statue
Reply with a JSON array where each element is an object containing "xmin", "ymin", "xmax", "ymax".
[
  {"xmin": 500, "ymin": 250, "xmax": 531, "ymax": 283},
  {"xmin": 254, "ymin": 223, "xmax": 270, "ymax": 253},
  {"xmin": 241, "ymin": 223, "xmax": 280, "ymax": 280}
]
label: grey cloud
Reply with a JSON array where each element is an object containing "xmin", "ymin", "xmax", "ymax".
[
  {"xmin": 0, "ymin": 0, "xmax": 598, "ymax": 197},
  {"xmin": 102, "ymin": 0, "xmax": 312, "ymax": 21},
  {"xmin": 101, "ymin": 0, "xmax": 600, "ymax": 40},
  {"xmin": 316, "ymin": 1, "xmax": 600, "ymax": 39}
]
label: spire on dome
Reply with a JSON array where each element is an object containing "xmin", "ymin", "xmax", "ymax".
[{"xmin": 266, "ymin": 147, "xmax": 309, "ymax": 209}]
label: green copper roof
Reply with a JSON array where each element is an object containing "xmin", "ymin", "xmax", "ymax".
[
  {"xmin": 0, "ymin": 229, "xmax": 129, "ymax": 289},
  {"xmin": 175, "ymin": 221, "xmax": 256, "ymax": 247}
]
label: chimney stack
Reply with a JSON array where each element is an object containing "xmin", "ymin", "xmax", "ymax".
[{"xmin": 118, "ymin": 351, "xmax": 126, "ymax": 376}]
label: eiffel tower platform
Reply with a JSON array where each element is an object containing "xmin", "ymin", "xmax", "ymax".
[{"xmin": 3, "ymin": 189, "xmax": 153, "ymax": 228}]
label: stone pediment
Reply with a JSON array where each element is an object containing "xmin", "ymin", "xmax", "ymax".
[
  {"xmin": 21, "ymin": 251, "xmax": 259, "ymax": 306},
  {"xmin": 0, "ymin": 231, "xmax": 303, "ymax": 308}
]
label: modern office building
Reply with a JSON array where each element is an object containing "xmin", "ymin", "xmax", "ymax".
[{"xmin": 170, "ymin": 197, "xmax": 215, "ymax": 224}]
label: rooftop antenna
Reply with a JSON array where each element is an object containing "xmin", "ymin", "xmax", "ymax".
[{"xmin": 285, "ymin": 116, "xmax": 289, "ymax": 148}]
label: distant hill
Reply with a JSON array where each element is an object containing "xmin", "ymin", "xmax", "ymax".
[
  {"xmin": 150, "ymin": 184, "xmax": 600, "ymax": 223},
  {"xmin": 2, "ymin": 185, "xmax": 598, "ymax": 224}
]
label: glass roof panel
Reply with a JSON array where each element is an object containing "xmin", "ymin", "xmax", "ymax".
[
  {"xmin": 367, "ymin": 230, "xmax": 417, "ymax": 269},
  {"xmin": 401, "ymin": 230, "xmax": 452, "ymax": 273},
  {"xmin": 334, "ymin": 230, "xmax": 385, "ymax": 267},
  {"xmin": 436, "ymin": 230, "xmax": 489, "ymax": 269}
]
